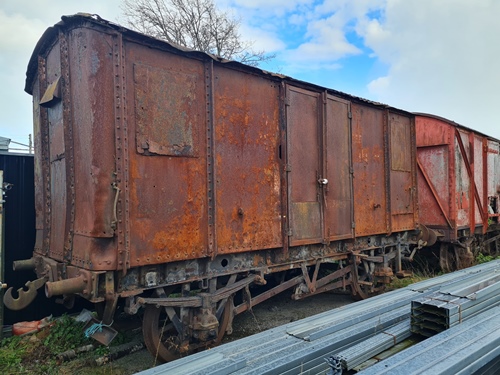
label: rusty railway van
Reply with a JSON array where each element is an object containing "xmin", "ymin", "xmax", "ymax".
[
  {"xmin": 415, "ymin": 113, "xmax": 500, "ymax": 271},
  {"xmin": 5, "ymin": 14, "xmax": 428, "ymax": 361}
]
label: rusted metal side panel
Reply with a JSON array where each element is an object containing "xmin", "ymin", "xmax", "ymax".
[
  {"xmin": 286, "ymin": 86, "xmax": 322, "ymax": 245},
  {"xmin": 416, "ymin": 117, "xmax": 455, "ymax": 238},
  {"xmin": 66, "ymin": 28, "xmax": 118, "ymax": 270},
  {"xmin": 125, "ymin": 44, "xmax": 209, "ymax": 267},
  {"xmin": 388, "ymin": 112, "xmax": 416, "ymax": 232},
  {"xmin": 473, "ymin": 135, "xmax": 485, "ymax": 226},
  {"xmin": 487, "ymin": 140, "xmax": 500, "ymax": 224},
  {"xmin": 214, "ymin": 67, "xmax": 282, "ymax": 254},
  {"xmin": 416, "ymin": 145, "xmax": 451, "ymax": 228},
  {"xmin": 69, "ymin": 28, "xmax": 115, "ymax": 239},
  {"xmin": 324, "ymin": 96, "xmax": 354, "ymax": 241},
  {"xmin": 416, "ymin": 114, "xmax": 490, "ymax": 240},
  {"xmin": 351, "ymin": 103, "xmax": 387, "ymax": 236},
  {"xmin": 45, "ymin": 41, "xmax": 66, "ymax": 262},
  {"xmin": 455, "ymin": 130, "xmax": 472, "ymax": 228},
  {"xmin": 453, "ymin": 128, "xmax": 488, "ymax": 233},
  {"xmin": 487, "ymin": 140, "xmax": 500, "ymax": 196}
]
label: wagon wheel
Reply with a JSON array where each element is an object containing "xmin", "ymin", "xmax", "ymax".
[
  {"xmin": 350, "ymin": 255, "xmax": 385, "ymax": 300},
  {"xmin": 142, "ymin": 295, "xmax": 232, "ymax": 363}
]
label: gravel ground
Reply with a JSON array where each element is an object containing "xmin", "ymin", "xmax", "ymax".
[{"xmin": 69, "ymin": 292, "xmax": 353, "ymax": 374}]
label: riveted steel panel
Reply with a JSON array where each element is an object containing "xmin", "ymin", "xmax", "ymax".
[
  {"xmin": 351, "ymin": 103, "xmax": 387, "ymax": 236},
  {"xmin": 417, "ymin": 145, "xmax": 451, "ymax": 228},
  {"xmin": 416, "ymin": 114, "xmax": 489, "ymax": 239},
  {"xmin": 126, "ymin": 44, "xmax": 208, "ymax": 267},
  {"xmin": 487, "ymin": 140, "xmax": 500, "ymax": 196},
  {"xmin": 455, "ymin": 130, "xmax": 471, "ymax": 227},
  {"xmin": 389, "ymin": 113, "xmax": 416, "ymax": 232},
  {"xmin": 416, "ymin": 116, "xmax": 454, "ymax": 232},
  {"xmin": 287, "ymin": 86, "xmax": 322, "ymax": 245},
  {"xmin": 44, "ymin": 41, "xmax": 66, "ymax": 261},
  {"xmin": 49, "ymin": 159, "xmax": 66, "ymax": 260},
  {"xmin": 69, "ymin": 29, "xmax": 116, "ymax": 238},
  {"xmin": 135, "ymin": 64, "xmax": 200, "ymax": 157},
  {"xmin": 214, "ymin": 67, "xmax": 282, "ymax": 254},
  {"xmin": 324, "ymin": 96, "xmax": 353, "ymax": 240},
  {"xmin": 65, "ymin": 28, "xmax": 118, "ymax": 269},
  {"xmin": 473, "ymin": 135, "xmax": 485, "ymax": 224}
]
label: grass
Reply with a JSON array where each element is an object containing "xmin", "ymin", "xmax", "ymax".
[
  {"xmin": 475, "ymin": 253, "xmax": 500, "ymax": 264},
  {"xmin": 0, "ymin": 314, "xmax": 134, "ymax": 375},
  {"xmin": 386, "ymin": 272, "xmax": 433, "ymax": 291},
  {"xmin": 0, "ymin": 315, "xmax": 92, "ymax": 374}
]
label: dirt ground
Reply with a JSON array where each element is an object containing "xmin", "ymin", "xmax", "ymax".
[{"xmin": 67, "ymin": 292, "xmax": 353, "ymax": 374}]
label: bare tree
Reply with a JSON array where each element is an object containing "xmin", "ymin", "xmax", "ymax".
[{"xmin": 121, "ymin": 0, "xmax": 274, "ymax": 66}]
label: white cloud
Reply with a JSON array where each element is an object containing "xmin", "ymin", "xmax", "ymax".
[
  {"xmin": 2, "ymin": 0, "xmax": 499, "ymax": 145},
  {"xmin": 361, "ymin": 0, "xmax": 500, "ymax": 137},
  {"xmin": 0, "ymin": 1, "xmax": 121, "ymax": 145},
  {"xmin": 257, "ymin": 1, "xmax": 382, "ymax": 73},
  {"xmin": 239, "ymin": 24, "xmax": 286, "ymax": 52}
]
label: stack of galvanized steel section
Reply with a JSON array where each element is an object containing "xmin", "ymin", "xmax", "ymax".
[
  {"xmin": 137, "ymin": 260, "xmax": 500, "ymax": 375},
  {"xmin": 410, "ymin": 268, "xmax": 500, "ymax": 337},
  {"xmin": 359, "ymin": 306, "xmax": 500, "ymax": 375}
]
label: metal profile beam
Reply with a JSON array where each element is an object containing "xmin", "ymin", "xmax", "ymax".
[
  {"xmin": 359, "ymin": 306, "xmax": 500, "ymax": 375},
  {"xmin": 328, "ymin": 320, "xmax": 411, "ymax": 371},
  {"xmin": 136, "ymin": 260, "xmax": 500, "ymax": 375},
  {"xmin": 411, "ymin": 271, "xmax": 500, "ymax": 336}
]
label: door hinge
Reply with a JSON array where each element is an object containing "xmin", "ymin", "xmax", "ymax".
[
  {"xmin": 285, "ymin": 97, "xmax": 291, "ymax": 106},
  {"xmin": 348, "ymin": 111, "xmax": 352, "ymax": 119},
  {"xmin": 287, "ymin": 228, "xmax": 293, "ymax": 236},
  {"xmin": 285, "ymin": 164, "xmax": 292, "ymax": 172},
  {"xmin": 352, "ymin": 222, "xmax": 356, "ymax": 229}
]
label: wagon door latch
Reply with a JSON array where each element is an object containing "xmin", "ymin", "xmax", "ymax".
[{"xmin": 318, "ymin": 178, "xmax": 329, "ymax": 186}]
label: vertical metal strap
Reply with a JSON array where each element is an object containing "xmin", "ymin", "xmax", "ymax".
[
  {"xmin": 483, "ymin": 139, "xmax": 488, "ymax": 233},
  {"xmin": 38, "ymin": 55, "xmax": 51, "ymax": 256},
  {"xmin": 384, "ymin": 110, "xmax": 392, "ymax": 235},
  {"xmin": 279, "ymin": 82, "xmax": 289, "ymax": 259},
  {"xmin": 205, "ymin": 60, "xmax": 217, "ymax": 258},
  {"xmin": 469, "ymin": 131, "xmax": 475, "ymax": 236},
  {"xmin": 113, "ymin": 33, "xmax": 130, "ymax": 273},
  {"xmin": 410, "ymin": 117, "xmax": 419, "ymax": 226},
  {"xmin": 348, "ymin": 103, "xmax": 355, "ymax": 236},
  {"xmin": 60, "ymin": 31, "xmax": 76, "ymax": 264},
  {"xmin": 320, "ymin": 91, "xmax": 327, "ymax": 243}
]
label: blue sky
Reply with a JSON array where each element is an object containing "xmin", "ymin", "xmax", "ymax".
[{"xmin": 1, "ymin": 0, "xmax": 500, "ymax": 150}]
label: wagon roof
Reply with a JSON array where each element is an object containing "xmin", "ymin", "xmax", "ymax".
[
  {"xmin": 26, "ymin": 13, "xmax": 410, "ymax": 114},
  {"xmin": 414, "ymin": 112, "xmax": 500, "ymax": 142}
]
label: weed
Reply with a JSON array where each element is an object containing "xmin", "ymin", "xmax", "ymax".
[
  {"xmin": 0, "ymin": 314, "xmax": 94, "ymax": 374},
  {"xmin": 387, "ymin": 272, "xmax": 432, "ymax": 291},
  {"xmin": 0, "ymin": 335, "xmax": 27, "ymax": 373},
  {"xmin": 476, "ymin": 253, "xmax": 498, "ymax": 264},
  {"xmin": 43, "ymin": 315, "xmax": 91, "ymax": 353}
]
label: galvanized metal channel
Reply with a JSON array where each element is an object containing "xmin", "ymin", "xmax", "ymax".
[
  {"xmin": 135, "ymin": 260, "xmax": 500, "ymax": 375},
  {"xmin": 411, "ymin": 269, "xmax": 500, "ymax": 336},
  {"xmin": 359, "ymin": 306, "xmax": 500, "ymax": 375},
  {"xmin": 327, "ymin": 320, "xmax": 411, "ymax": 372}
]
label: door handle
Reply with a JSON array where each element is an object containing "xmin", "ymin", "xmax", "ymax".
[{"xmin": 318, "ymin": 178, "xmax": 328, "ymax": 186}]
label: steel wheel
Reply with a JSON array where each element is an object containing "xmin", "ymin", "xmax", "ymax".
[
  {"xmin": 350, "ymin": 255, "xmax": 385, "ymax": 300},
  {"xmin": 142, "ymin": 297, "xmax": 232, "ymax": 364}
]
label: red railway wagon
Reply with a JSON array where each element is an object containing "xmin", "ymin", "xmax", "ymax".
[
  {"xmin": 4, "ymin": 14, "xmax": 430, "ymax": 361},
  {"xmin": 415, "ymin": 113, "xmax": 500, "ymax": 271}
]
